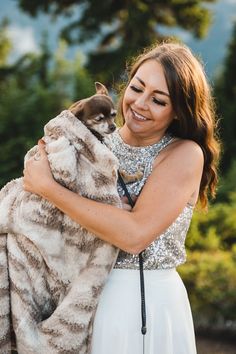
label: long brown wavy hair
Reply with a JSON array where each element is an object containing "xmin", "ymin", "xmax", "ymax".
[{"xmin": 118, "ymin": 41, "xmax": 221, "ymax": 208}]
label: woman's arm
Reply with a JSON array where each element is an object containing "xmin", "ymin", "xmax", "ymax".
[{"xmin": 23, "ymin": 140, "xmax": 203, "ymax": 254}]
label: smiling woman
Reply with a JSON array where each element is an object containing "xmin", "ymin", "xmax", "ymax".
[
  {"xmin": 121, "ymin": 59, "xmax": 175, "ymax": 146},
  {"xmin": 22, "ymin": 41, "xmax": 220, "ymax": 354}
]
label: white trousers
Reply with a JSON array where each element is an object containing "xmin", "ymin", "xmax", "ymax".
[{"xmin": 91, "ymin": 268, "xmax": 197, "ymax": 354}]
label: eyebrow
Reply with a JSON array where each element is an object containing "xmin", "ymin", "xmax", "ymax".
[{"xmin": 135, "ymin": 76, "xmax": 170, "ymax": 97}]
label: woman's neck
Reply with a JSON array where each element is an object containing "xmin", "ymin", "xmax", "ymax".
[{"xmin": 119, "ymin": 125, "xmax": 166, "ymax": 147}]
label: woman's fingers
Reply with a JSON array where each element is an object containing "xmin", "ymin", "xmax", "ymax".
[
  {"xmin": 22, "ymin": 139, "xmax": 53, "ymax": 195},
  {"xmin": 37, "ymin": 139, "xmax": 47, "ymax": 159},
  {"xmin": 120, "ymin": 195, "xmax": 138, "ymax": 211},
  {"xmin": 122, "ymin": 202, "xmax": 132, "ymax": 211},
  {"xmin": 121, "ymin": 195, "xmax": 138, "ymax": 204}
]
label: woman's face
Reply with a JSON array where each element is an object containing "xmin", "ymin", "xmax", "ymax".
[{"xmin": 122, "ymin": 59, "xmax": 175, "ymax": 145}]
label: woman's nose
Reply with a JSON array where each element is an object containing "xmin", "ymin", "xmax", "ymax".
[{"xmin": 134, "ymin": 94, "xmax": 148, "ymax": 110}]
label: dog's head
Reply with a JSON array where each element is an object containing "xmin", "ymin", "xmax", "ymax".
[{"xmin": 69, "ymin": 82, "xmax": 117, "ymax": 140}]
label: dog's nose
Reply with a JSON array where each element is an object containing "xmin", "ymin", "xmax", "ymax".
[{"xmin": 109, "ymin": 124, "xmax": 116, "ymax": 132}]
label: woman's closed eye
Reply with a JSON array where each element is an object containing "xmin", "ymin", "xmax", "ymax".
[
  {"xmin": 152, "ymin": 97, "xmax": 167, "ymax": 106},
  {"xmin": 130, "ymin": 85, "xmax": 167, "ymax": 106},
  {"xmin": 130, "ymin": 85, "xmax": 143, "ymax": 93}
]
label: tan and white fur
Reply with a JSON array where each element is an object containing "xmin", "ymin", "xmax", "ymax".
[
  {"xmin": 69, "ymin": 82, "xmax": 117, "ymax": 142},
  {"xmin": 0, "ymin": 83, "xmax": 122, "ymax": 353}
]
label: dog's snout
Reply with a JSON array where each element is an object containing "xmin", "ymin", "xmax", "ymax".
[{"xmin": 109, "ymin": 124, "xmax": 116, "ymax": 132}]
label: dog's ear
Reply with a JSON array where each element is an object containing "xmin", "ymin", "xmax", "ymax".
[
  {"xmin": 68, "ymin": 100, "xmax": 84, "ymax": 118},
  {"xmin": 95, "ymin": 82, "xmax": 109, "ymax": 96}
]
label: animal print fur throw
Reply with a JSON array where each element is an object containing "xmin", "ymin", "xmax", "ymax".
[{"xmin": 0, "ymin": 110, "xmax": 121, "ymax": 354}]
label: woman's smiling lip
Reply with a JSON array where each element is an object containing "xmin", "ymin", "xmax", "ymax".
[{"xmin": 131, "ymin": 108, "xmax": 149, "ymax": 121}]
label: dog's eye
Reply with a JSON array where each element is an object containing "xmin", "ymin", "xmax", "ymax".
[
  {"xmin": 95, "ymin": 114, "xmax": 104, "ymax": 121},
  {"xmin": 110, "ymin": 110, "xmax": 117, "ymax": 117}
]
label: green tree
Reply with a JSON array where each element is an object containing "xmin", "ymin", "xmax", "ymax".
[
  {"xmin": 0, "ymin": 30, "xmax": 94, "ymax": 188},
  {"xmin": 179, "ymin": 193, "xmax": 236, "ymax": 332},
  {"xmin": 216, "ymin": 158, "xmax": 236, "ymax": 203},
  {"xmin": 186, "ymin": 194, "xmax": 236, "ymax": 252},
  {"xmin": 215, "ymin": 21, "xmax": 236, "ymax": 172},
  {"xmin": 16, "ymin": 0, "xmax": 216, "ymax": 85},
  {"xmin": 0, "ymin": 19, "xmax": 12, "ymax": 66},
  {"xmin": 179, "ymin": 249, "xmax": 236, "ymax": 331}
]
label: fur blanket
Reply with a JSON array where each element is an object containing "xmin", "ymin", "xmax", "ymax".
[{"xmin": 0, "ymin": 110, "xmax": 121, "ymax": 354}]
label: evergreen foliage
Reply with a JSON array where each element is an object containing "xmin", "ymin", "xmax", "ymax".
[
  {"xmin": 180, "ymin": 247, "xmax": 236, "ymax": 331},
  {"xmin": 0, "ymin": 28, "xmax": 94, "ymax": 187},
  {"xmin": 215, "ymin": 21, "xmax": 236, "ymax": 171},
  {"xmin": 178, "ymin": 190, "xmax": 236, "ymax": 331},
  {"xmin": 16, "ymin": 0, "xmax": 216, "ymax": 85},
  {"xmin": 0, "ymin": 19, "xmax": 12, "ymax": 66}
]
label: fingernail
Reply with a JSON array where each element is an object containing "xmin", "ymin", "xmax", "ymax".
[{"xmin": 38, "ymin": 139, "xmax": 45, "ymax": 145}]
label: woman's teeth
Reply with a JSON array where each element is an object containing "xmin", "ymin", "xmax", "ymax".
[{"xmin": 132, "ymin": 110, "xmax": 147, "ymax": 121}]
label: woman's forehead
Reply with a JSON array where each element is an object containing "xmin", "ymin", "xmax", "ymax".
[{"xmin": 133, "ymin": 60, "xmax": 169, "ymax": 94}]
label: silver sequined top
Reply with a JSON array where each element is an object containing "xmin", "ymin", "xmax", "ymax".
[{"xmin": 105, "ymin": 130, "xmax": 194, "ymax": 270}]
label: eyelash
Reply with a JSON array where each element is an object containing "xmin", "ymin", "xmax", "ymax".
[
  {"xmin": 130, "ymin": 85, "xmax": 142, "ymax": 93},
  {"xmin": 130, "ymin": 85, "xmax": 167, "ymax": 106}
]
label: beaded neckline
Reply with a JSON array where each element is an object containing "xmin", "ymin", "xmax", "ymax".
[
  {"xmin": 106, "ymin": 130, "xmax": 174, "ymax": 197},
  {"xmin": 115, "ymin": 129, "xmax": 174, "ymax": 153}
]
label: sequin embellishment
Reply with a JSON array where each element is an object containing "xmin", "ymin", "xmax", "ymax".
[{"xmin": 105, "ymin": 130, "xmax": 194, "ymax": 270}]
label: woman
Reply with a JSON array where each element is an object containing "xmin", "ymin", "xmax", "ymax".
[{"xmin": 23, "ymin": 41, "xmax": 220, "ymax": 354}]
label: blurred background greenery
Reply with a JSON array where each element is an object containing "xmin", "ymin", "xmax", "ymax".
[{"xmin": 0, "ymin": 0, "xmax": 236, "ymax": 351}]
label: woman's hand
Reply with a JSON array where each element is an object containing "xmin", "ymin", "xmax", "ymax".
[
  {"xmin": 23, "ymin": 139, "xmax": 55, "ymax": 197},
  {"xmin": 120, "ymin": 195, "xmax": 137, "ymax": 211}
]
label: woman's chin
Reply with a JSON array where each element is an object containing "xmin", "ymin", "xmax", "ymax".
[{"xmin": 126, "ymin": 119, "xmax": 149, "ymax": 134}]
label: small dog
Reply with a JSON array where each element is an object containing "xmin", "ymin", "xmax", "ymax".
[
  {"xmin": 69, "ymin": 82, "xmax": 143, "ymax": 183},
  {"xmin": 69, "ymin": 82, "xmax": 117, "ymax": 142}
]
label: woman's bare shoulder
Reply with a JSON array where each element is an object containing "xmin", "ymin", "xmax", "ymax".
[{"xmin": 153, "ymin": 138, "xmax": 204, "ymax": 170}]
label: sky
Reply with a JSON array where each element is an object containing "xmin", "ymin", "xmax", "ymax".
[{"xmin": 1, "ymin": 0, "xmax": 236, "ymax": 78}]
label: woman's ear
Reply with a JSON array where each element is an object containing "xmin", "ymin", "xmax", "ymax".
[{"xmin": 95, "ymin": 82, "xmax": 109, "ymax": 96}]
